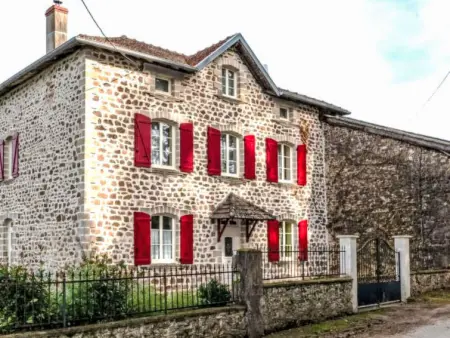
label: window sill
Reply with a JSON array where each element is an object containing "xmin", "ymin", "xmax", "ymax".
[
  {"xmin": 0, "ymin": 178, "xmax": 15, "ymax": 184},
  {"xmin": 273, "ymin": 181, "xmax": 298, "ymax": 189},
  {"xmin": 271, "ymin": 118, "xmax": 297, "ymax": 127},
  {"xmin": 217, "ymin": 175, "xmax": 246, "ymax": 185},
  {"xmin": 215, "ymin": 94, "xmax": 246, "ymax": 105},
  {"xmin": 144, "ymin": 91, "xmax": 183, "ymax": 102},
  {"xmin": 144, "ymin": 166, "xmax": 185, "ymax": 176}
]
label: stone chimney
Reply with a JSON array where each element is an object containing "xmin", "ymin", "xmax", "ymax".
[{"xmin": 45, "ymin": 1, "xmax": 68, "ymax": 53}]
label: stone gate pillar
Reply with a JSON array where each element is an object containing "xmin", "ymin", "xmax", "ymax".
[
  {"xmin": 393, "ymin": 235, "xmax": 412, "ymax": 302},
  {"xmin": 234, "ymin": 249, "xmax": 264, "ymax": 338},
  {"xmin": 337, "ymin": 235, "xmax": 359, "ymax": 313}
]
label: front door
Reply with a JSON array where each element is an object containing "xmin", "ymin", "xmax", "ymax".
[{"xmin": 222, "ymin": 223, "xmax": 241, "ymax": 265}]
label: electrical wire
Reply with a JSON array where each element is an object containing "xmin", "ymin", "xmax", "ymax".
[{"xmin": 419, "ymin": 70, "xmax": 450, "ymax": 113}]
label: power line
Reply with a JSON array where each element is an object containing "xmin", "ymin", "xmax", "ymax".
[
  {"xmin": 419, "ymin": 70, "xmax": 450, "ymax": 113},
  {"xmin": 80, "ymin": 0, "xmax": 143, "ymax": 75}
]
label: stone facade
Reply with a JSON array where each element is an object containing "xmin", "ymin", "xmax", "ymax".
[
  {"xmin": 3, "ymin": 306, "xmax": 247, "ymax": 338},
  {"xmin": 410, "ymin": 270, "xmax": 450, "ymax": 296},
  {"xmin": 262, "ymin": 277, "xmax": 353, "ymax": 333},
  {"xmin": 81, "ymin": 46, "xmax": 329, "ymax": 266},
  {"xmin": 0, "ymin": 51, "xmax": 86, "ymax": 269},
  {"xmin": 324, "ymin": 116, "xmax": 450, "ymax": 247}
]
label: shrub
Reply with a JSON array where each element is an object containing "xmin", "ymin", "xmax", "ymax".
[
  {"xmin": 63, "ymin": 254, "xmax": 131, "ymax": 323},
  {"xmin": 198, "ymin": 279, "xmax": 231, "ymax": 306},
  {"xmin": 0, "ymin": 265, "xmax": 51, "ymax": 326}
]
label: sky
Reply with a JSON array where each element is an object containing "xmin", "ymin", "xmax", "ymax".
[{"xmin": 0, "ymin": 0, "xmax": 449, "ymax": 141}]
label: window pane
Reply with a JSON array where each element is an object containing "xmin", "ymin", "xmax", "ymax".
[
  {"xmin": 221, "ymin": 135, "xmax": 227, "ymax": 172},
  {"xmin": 152, "ymin": 123, "xmax": 160, "ymax": 165},
  {"xmin": 163, "ymin": 230, "xmax": 172, "ymax": 244},
  {"xmin": 229, "ymin": 161, "xmax": 237, "ymax": 174},
  {"xmin": 278, "ymin": 144, "xmax": 283, "ymax": 179},
  {"xmin": 155, "ymin": 78, "xmax": 170, "ymax": 92},
  {"xmin": 229, "ymin": 135, "xmax": 236, "ymax": 148},
  {"xmin": 222, "ymin": 69, "xmax": 227, "ymax": 95},
  {"xmin": 228, "ymin": 70, "xmax": 235, "ymax": 96},
  {"xmin": 280, "ymin": 108, "xmax": 288, "ymax": 119},
  {"xmin": 163, "ymin": 216, "xmax": 172, "ymax": 230},
  {"xmin": 284, "ymin": 146, "xmax": 291, "ymax": 180},
  {"xmin": 151, "ymin": 228, "xmax": 160, "ymax": 260},
  {"xmin": 163, "ymin": 244, "xmax": 172, "ymax": 259},
  {"xmin": 162, "ymin": 124, "xmax": 172, "ymax": 166},
  {"xmin": 152, "ymin": 216, "xmax": 160, "ymax": 229}
]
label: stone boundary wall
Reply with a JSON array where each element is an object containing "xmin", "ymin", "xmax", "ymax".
[
  {"xmin": 3, "ymin": 306, "xmax": 246, "ymax": 338},
  {"xmin": 411, "ymin": 269, "xmax": 450, "ymax": 296},
  {"xmin": 262, "ymin": 277, "xmax": 353, "ymax": 333}
]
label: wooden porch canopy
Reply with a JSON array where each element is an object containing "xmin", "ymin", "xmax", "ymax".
[{"xmin": 211, "ymin": 193, "xmax": 276, "ymax": 242}]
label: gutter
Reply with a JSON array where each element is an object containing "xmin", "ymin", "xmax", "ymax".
[{"xmin": 280, "ymin": 90, "xmax": 351, "ymax": 116}]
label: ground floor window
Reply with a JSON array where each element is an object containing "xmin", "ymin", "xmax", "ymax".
[
  {"xmin": 151, "ymin": 215, "xmax": 174, "ymax": 263},
  {"xmin": 1, "ymin": 219, "xmax": 12, "ymax": 265},
  {"xmin": 279, "ymin": 221, "xmax": 294, "ymax": 259}
]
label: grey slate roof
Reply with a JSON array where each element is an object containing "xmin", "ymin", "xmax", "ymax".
[
  {"xmin": 325, "ymin": 115, "xmax": 450, "ymax": 154},
  {"xmin": 211, "ymin": 193, "xmax": 276, "ymax": 220}
]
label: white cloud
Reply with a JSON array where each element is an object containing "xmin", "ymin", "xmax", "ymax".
[{"xmin": 0, "ymin": 0, "xmax": 449, "ymax": 140}]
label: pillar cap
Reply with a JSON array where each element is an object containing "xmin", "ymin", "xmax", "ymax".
[
  {"xmin": 392, "ymin": 235, "xmax": 413, "ymax": 239},
  {"xmin": 336, "ymin": 235, "xmax": 359, "ymax": 239}
]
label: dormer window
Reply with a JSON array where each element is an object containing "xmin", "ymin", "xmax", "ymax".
[
  {"xmin": 279, "ymin": 107, "xmax": 288, "ymax": 120},
  {"xmin": 155, "ymin": 77, "xmax": 171, "ymax": 94},
  {"xmin": 222, "ymin": 68, "xmax": 236, "ymax": 98}
]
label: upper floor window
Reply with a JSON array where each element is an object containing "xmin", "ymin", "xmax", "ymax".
[
  {"xmin": 222, "ymin": 68, "xmax": 237, "ymax": 98},
  {"xmin": 278, "ymin": 144, "xmax": 292, "ymax": 182},
  {"xmin": 3, "ymin": 137, "xmax": 13, "ymax": 180},
  {"xmin": 279, "ymin": 221, "xmax": 294, "ymax": 259},
  {"xmin": 155, "ymin": 77, "xmax": 171, "ymax": 94},
  {"xmin": 221, "ymin": 133, "xmax": 239, "ymax": 176},
  {"xmin": 151, "ymin": 215, "xmax": 175, "ymax": 263},
  {"xmin": 279, "ymin": 107, "xmax": 289, "ymax": 120},
  {"xmin": 151, "ymin": 122, "xmax": 175, "ymax": 168}
]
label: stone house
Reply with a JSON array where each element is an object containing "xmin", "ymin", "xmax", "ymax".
[
  {"xmin": 324, "ymin": 115, "xmax": 450, "ymax": 247},
  {"xmin": 0, "ymin": 3, "xmax": 350, "ymax": 270}
]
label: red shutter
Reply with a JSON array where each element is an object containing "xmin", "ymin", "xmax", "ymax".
[
  {"xmin": 134, "ymin": 113, "xmax": 151, "ymax": 167},
  {"xmin": 134, "ymin": 212, "xmax": 151, "ymax": 266},
  {"xmin": 299, "ymin": 220, "xmax": 308, "ymax": 261},
  {"xmin": 207, "ymin": 127, "xmax": 221, "ymax": 175},
  {"xmin": 244, "ymin": 135, "xmax": 256, "ymax": 179},
  {"xmin": 0, "ymin": 140, "xmax": 4, "ymax": 181},
  {"xmin": 267, "ymin": 220, "xmax": 280, "ymax": 262},
  {"xmin": 11, "ymin": 134, "xmax": 19, "ymax": 178},
  {"xmin": 180, "ymin": 214, "xmax": 194, "ymax": 264},
  {"xmin": 266, "ymin": 138, "xmax": 278, "ymax": 183},
  {"xmin": 180, "ymin": 123, "xmax": 194, "ymax": 173},
  {"xmin": 297, "ymin": 144, "xmax": 307, "ymax": 186}
]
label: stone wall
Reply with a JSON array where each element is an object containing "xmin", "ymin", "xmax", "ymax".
[
  {"xmin": 410, "ymin": 270, "xmax": 450, "ymax": 296},
  {"xmin": 3, "ymin": 306, "xmax": 246, "ymax": 338},
  {"xmin": 262, "ymin": 277, "xmax": 353, "ymax": 333},
  {"xmin": 83, "ymin": 46, "xmax": 329, "ymax": 266},
  {"xmin": 324, "ymin": 116, "xmax": 450, "ymax": 246},
  {"xmin": 0, "ymin": 50, "xmax": 86, "ymax": 269}
]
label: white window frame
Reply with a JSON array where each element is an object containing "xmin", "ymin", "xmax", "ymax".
[
  {"xmin": 221, "ymin": 133, "xmax": 239, "ymax": 177},
  {"xmin": 279, "ymin": 221, "xmax": 294, "ymax": 261},
  {"xmin": 279, "ymin": 107, "xmax": 289, "ymax": 120},
  {"xmin": 151, "ymin": 215, "xmax": 176, "ymax": 264},
  {"xmin": 278, "ymin": 143, "xmax": 293, "ymax": 183},
  {"xmin": 222, "ymin": 68, "xmax": 237, "ymax": 98},
  {"xmin": 155, "ymin": 76, "xmax": 172, "ymax": 95},
  {"xmin": 151, "ymin": 121, "xmax": 176, "ymax": 169},
  {"xmin": 4, "ymin": 137, "xmax": 13, "ymax": 180}
]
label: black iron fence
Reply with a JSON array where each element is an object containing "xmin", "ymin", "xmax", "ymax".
[
  {"xmin": 259, "ymin": 245, "xmax": 345, "ymax": 280},
  {"xmin": 411, "ymin": 245, "xmax": 450, "ymax": 271},
  {"xmin": 0, "ymin": 264, "xmax": 239, "ymax": 334}
]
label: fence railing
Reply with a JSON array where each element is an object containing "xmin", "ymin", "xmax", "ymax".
[
  {"xmin": 411, "ymin": 245, "xmax": 450, "ymax": 271},
  {"xmin": 259, "ymin": 245, "xmax": 345, "ymax": 280},
  {"xmin": 0, "ymin": 264, "xmax": 239, "ymax": 334}
]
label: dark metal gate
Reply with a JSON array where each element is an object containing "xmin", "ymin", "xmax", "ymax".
[{"xmin": 357, "ymin": 238, "xmax": 401, "ymax": 307}]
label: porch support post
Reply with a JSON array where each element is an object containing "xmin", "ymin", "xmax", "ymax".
[
  {"xmin": 337, "ymin": 235, "xmax": 359, "ymax": 313},
  {"xmin": 393, "ymin": 235, "xmax": 412, "ymax": 303}
]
